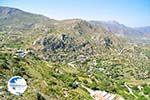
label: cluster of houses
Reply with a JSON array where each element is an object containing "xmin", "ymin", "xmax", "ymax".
[
  {"xmin": 15, "ymin": 48, "xmax": 26, "ymax": 58},
  {"xmin": 81, "ymin": 85, "xmax": 124, "ymax": 100},
  {"xmin": 15, "ymin": 48, "xmax": 34, "ymax": 58}
]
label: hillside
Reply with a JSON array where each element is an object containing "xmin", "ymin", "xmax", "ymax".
[
  {"xmin": 90, "ymin": 21, "xmax": 150, "ymax": 40},
  {"xmin": 0, "ymin": 7, "xmax": 150, "ymax": 100}
]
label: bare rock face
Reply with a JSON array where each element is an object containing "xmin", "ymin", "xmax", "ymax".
[{"xmin": 32, "ymin": 33, "xmax": 94, "ymax": 62}]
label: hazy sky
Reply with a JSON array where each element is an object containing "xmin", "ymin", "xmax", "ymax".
[{"xmin": 0, "ymin": 0, "xmax": 150, "ymax": 27}]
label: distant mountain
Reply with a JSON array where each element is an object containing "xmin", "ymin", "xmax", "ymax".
[
  {"xmin": 0, "ymin": 6, "xmax": 149, "ymax": 39},
  {"xmin": 0, "ymin": 6, "xmax": 57, "ymax": 32},
  {"xmin": 135, "ymin": 26, "xmax": 150, "ymax": 33},
  {"xmin": 0, "ymin": 6, "xmax": 55, "ymax": 22},
  {"xmin": 90, "ymin": 20, "xmax": 150, "ymax": 39}
]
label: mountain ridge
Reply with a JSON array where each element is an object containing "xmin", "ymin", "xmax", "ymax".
[
  {"xmin": 90, "ymin": 20, "xmax": 150, "ymax": 39},
  {"xmin": 0, "ymin": 6, "xmax": 150, "ymax": 39}
]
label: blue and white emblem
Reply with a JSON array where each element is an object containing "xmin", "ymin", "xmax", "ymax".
[{"xmin": 8, "ymin": 76, "xmax": 27, "ymax": 95}]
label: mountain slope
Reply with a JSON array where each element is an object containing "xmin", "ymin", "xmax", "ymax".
[
  {"xmin": 135, "ymin": 26, "xmax": 150, "ymax": 38},
  {"xmin": 90, "ymin": 21, "xmax": 150, "ymax": 39},
  {"xmin": 0, "ymin": 6, "xmax": 57, "ymax": 28}
]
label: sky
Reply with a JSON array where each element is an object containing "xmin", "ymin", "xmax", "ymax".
[{"xmin": 0, "ymin": 0, "xmax": 150, "ymax": 27}]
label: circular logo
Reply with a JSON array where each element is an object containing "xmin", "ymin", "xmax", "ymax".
[{"xmin": 8, "ymin": 76, "xmax": 27, "ymax": 95}]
